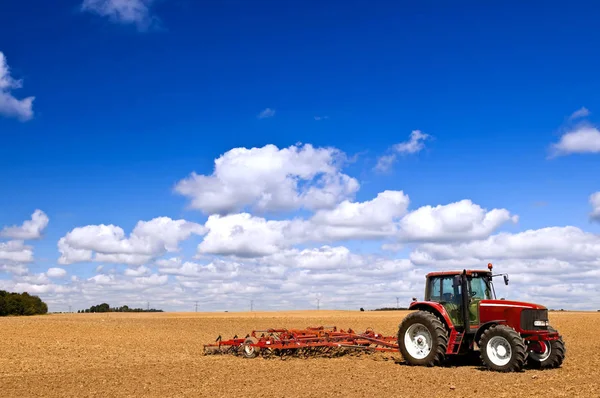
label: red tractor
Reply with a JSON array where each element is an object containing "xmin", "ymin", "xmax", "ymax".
[{"xmin": 397, "ymin": 263, "xmax": 566, "ymax": 372}]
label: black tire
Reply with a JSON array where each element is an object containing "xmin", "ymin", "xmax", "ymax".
[
  {"xmin": 479, "ymin": 325, "xmax": 526, "ymax": 372},
  {"xmin": 397, "ymin": 311, "xmax": 448, "ymax": 367},
  {"xmin": 527, "ymin": 327, "xmax": 566, "ymax": 369},
  {"xmin": 240, "ymin": 337, "xmax": 259, "ymax": 358}
]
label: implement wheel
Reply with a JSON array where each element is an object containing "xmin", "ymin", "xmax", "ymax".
[
  {"xmin": 240, "ymin": 337, "xmax": 260, "ymax": 358},
  {"xmin": 479, "ymin": 325, "xmax": 526, "ymax": 372},
  {"xmin": 527, "ymin": 327, "xmax": 566, "ymax": 369},
  {"xmin": 397, "ymin": 311, "xmax": 448, "ymax": 367}
]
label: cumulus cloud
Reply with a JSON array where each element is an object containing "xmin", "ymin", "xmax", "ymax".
[
  {"xmin": 375, "ymin": 130, "xmax": 431, "ymax": 171},
  {"xmin": 411, "ymin": 226, "xmax": 600, "ymax": 264},
  {"xmin": 47, "ymin": 268, "xmax": 67, "ymax": 278},
  {"xmin": 550, "ymin": 125, "xmax": 600, "ymax": 156},
  {"xmin": 398, "ymin": 199, "xmax": 518, "ymax": 242},
  {"xmin": 0, "ymin": 51, "xmax": 35, "ymax": 121},
  {"xmin": 0, "ymin": 240, "xmax": 33, "ymax": 263},
  {"xmin": 310, "ymin": 190, "xmax": 410, "ymax": 240},
  {"xmin": 81, "ymin": 0, "xmax": 158, "ymax": 30},
  {"xmin": 174, "ymin": 143, "xmax": 359, "ymax": 215},
  {"xmin": 124, "ymin": 265, "xmax": 151, "ymax": 277},
  {"xmin": 257, "ymin": 108, "xmax": 275, "ymax": 118},
  {"xmin": 590, "ymin": 192, "xmax": 600, "ymax": 222},
  {"xmin": 196, "ymin": 195, "xmax": 515, "ymax": 258},
  {"xmin": 5, "ymin": 141, "xmax": 599, "ymax": 312},
  {"xmin": 58, "ymin": 216, "xmax": 205, "ymax": 265},
  {"xmin": 1, "ymin": 209, "xmax": 49, "ymax": 240},
  {"xmin": 198, "ymin": 213, "xmax": 299, "ymax": 257},
  {"xmin": 0, "ymin": 263, "xmax": 28, "ymax": 275}
]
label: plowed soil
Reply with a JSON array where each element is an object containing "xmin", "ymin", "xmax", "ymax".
[{"xmin": 1, "ymin": 310, "xmax": 598, "ymax": 397}]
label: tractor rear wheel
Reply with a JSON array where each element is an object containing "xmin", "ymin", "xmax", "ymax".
[
  {"xmin": 479, "ymin": 325, "xmax": 526, "ymax": 372},
  {"xmin": 397, "ymin": 311, "xmax": 448, "ymax": 367},
  {"xmin": 527, "ymin": 327, "xmax": 566, "ymax": 369}
]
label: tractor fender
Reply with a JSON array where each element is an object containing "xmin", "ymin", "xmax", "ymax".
[
  {"xmin": 408, "ymin": 301, "xmax": 455, "ymax": 330},
  {"xmin": 474, "ymin": 320, "xmax": 506, "ymax": 343}
]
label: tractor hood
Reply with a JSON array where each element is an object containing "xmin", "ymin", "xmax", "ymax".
[{"xmin": 479, "ymin": 299, "xmax": 547, "ymax": 310}]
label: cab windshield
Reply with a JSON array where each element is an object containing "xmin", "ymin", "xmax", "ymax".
[{"xmin": 469, "ymin": 274, "xmax": 494, "ymax": 300}]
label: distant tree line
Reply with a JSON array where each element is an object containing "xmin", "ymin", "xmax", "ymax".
[
  {"xmin": 0, "ymin": 290, "xmax": 48, "ymax": 316},
  {"xmin": 77, "ymin": 303, "xmax": 163, "ymax": 313},
  {"xmin": 371, "ymin": 307, "xmax": 409, "ymax": 311}
]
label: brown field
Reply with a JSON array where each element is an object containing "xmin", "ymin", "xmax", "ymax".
[{"xmin": 1, "ymin": 310, "xmax": 599, "ymax": 397}]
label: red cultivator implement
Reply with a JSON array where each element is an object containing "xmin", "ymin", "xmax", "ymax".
[{"xmin": 203, "ymin": 326, "xmax": 399, "ymax": 359}]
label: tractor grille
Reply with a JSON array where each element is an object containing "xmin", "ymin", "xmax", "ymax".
[{"xmin": 520, "ymin": 309, "xmax": 548, "ymax": 331}]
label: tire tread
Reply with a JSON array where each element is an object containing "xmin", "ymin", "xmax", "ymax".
[
  {"xmin": 397, "ymin": 311, "xmax": 448, "ymax": 367},
  {"xmin": 479, "ymin": 324, "xmax": 526, "ymax": 372}
]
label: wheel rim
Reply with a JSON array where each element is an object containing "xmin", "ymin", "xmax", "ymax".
[
  {"xmin": 486, "ymin": 336, "xmax": 512, "ymax": 366},
  {"xmin": 404, "ymin": 323, "xmax": 432, "ymax": 359},
  {"xmin": 529, "ymin": 341, "xmax": 552, "ymax": 362},
  {"xmin": 244, "ymin": 344, "xmax": 255, "ymax": 356}
]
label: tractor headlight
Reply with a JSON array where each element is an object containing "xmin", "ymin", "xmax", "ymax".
[{"xmin": 534, "ymin": 320, "xmax": 549, "ymax": 327}]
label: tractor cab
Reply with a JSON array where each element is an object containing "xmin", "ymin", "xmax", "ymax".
[{"xmin": 424, "ymin": 263, "xmax": 508, "ymax": 333}]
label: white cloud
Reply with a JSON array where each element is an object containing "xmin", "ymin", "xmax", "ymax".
[
  {"xmin": 375, "ymin": 130, "xmax": 431, "ymax": 171},
  {"xmin": 124, "ymin": 265, "xmax": 151, "ymax": 277},
  {"xmin": 569, "ymin": 107, "xmax": 590, "ymax": 120},
  {"xmin": 81, "ymin": 0, "xmax": 157, "ymax": 30},
  {"xmin": 0, "ymin": 240, "xmax": 33, "ymax": 263},
  {"xmin": 58, "ymin": 216, "xmax": 205, "ymax": 265},
  {"xmin": 1, "ymin": 209, "xmax": 49, "ymax": 240},
  {"xmin": 4, "ymin": 141, "xmax": 599, "ymax": 312},
  {"xmin": 0, "ymin": 51, "xmax": 34, "ymax": 121},
  {"xmin": 590, "ymin": 192, "xmax": 600, "ymax": 222},
  {"xmin": 135, "ymin": 273, "xmax": 168, "ymax": 286},
  {"xmin": 394, "ymin": 130, "xmax": 430, "ymax": 154},
  {"xmin": 374, "ymin": 154, "xmax": 397, "ymax": 172},
  {"xmin": 196, "ymin": 194, "xmax": 515, "ymax": 258},
  {"xmin": 0, "ymin": 263, "xmax": 28, "ymax": 275},
  {"xmin": 314, "ymin": 116, "xmax": 329, "ymax": 121},
  {"xmin": 550, "ymin": 125, "xmax": 600, "ymax": 156},
  {"xmin": 257, "ymin": 108, "xmax": 275, "ymax": 118},
  {"xmin": 47, "ymin": 268, "xmax": 67, "ymax": 278},
  {"xmin": 411, "ymin": 226, "xmax": 600, "ymax": 264},
  {"xmin": 198, "ymin": 213, "xmax": 297, "ymax": 257},
  {"xmin": 310, "ymin": 190, "xmax": 410, "ymax": 240},
  {"xmin": 174, "ymin": 143, "xmax": 359, "ymax": 215},
  {"xmin": 398, "ymin": 199, "xmax": 518, "ymax": 242}
]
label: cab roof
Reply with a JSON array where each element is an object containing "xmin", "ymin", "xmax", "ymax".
[{"xmin": 426, "ymin": 270, "xmax": 491, "ymax": 278}]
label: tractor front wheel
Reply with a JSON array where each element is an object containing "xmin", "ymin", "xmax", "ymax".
[
  {"xmin": 527, "ymin": 327, "xmax": 566, "ymax": 369},
  {"xmin": 397, "ymin": 311, "xmax": 448, "ymax": 367},
  {"xmin": 479, "ymin": 325, "xmax": 526, "ymax": 372}
]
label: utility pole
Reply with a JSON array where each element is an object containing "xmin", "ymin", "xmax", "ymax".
[
  {"xmin": 147, "ymin": 301, "xmax": 149, "ymax": 311},
  {"xmin": 68, "ymin": 305, "xmax": 72, "ymax": 313},
  {"xmin": 317, "ymin": 298, "xmax": 320, "ymax": 310},
  {"xmin": 195, "ymin": 301, "xmax": 198, "ymax": 312},
  {"xmin": 396, "ymin": 297, "xmax": 400, "ymax": 309},
  {"xmin": 250, "ymin": 300, "xmax": 254, "ymax": 312}
]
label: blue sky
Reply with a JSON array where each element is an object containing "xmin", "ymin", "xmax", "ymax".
[{"xmin": 1, "ymin": 0, "xmax": 599, "ymax": 312}]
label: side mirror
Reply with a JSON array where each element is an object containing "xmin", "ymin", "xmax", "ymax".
[{"xmin": 503, "ymin": 274, "xmax": 509, "ymax": 285}]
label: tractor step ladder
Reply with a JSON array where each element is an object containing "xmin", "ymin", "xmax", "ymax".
[{"xmin": 447, "ymin": 330, "xmax": 464, "ymax": 354}]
